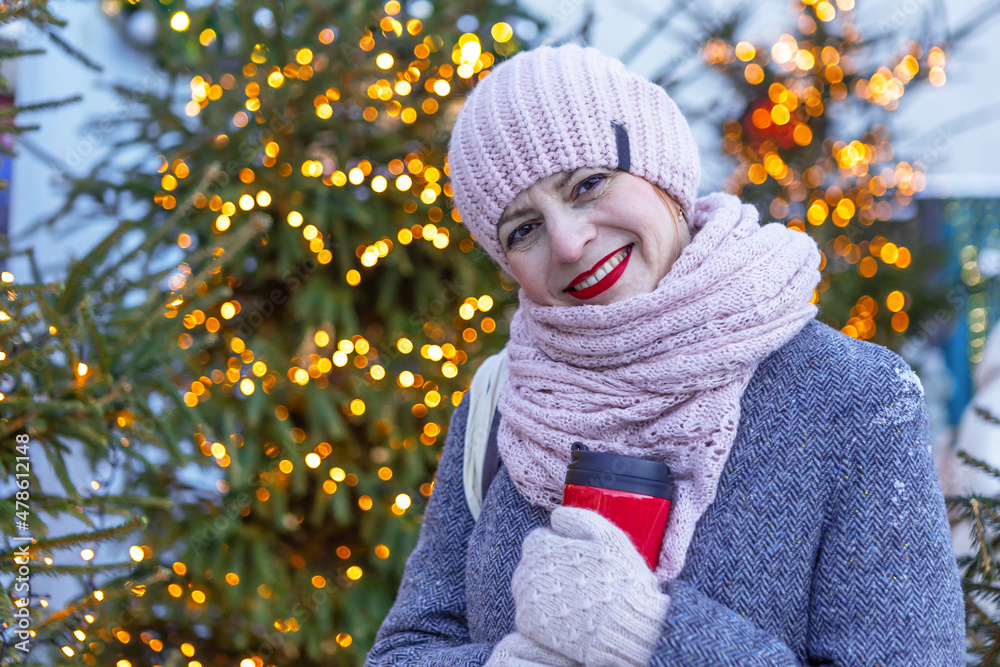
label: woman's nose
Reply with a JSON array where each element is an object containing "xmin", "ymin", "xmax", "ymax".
[{"xmin": 547, "ymin": 211, "xmax": 597, "ymax": 265}]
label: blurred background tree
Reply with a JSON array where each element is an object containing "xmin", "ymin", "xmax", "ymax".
[
  {"xmin": 0, "ymin": 1, "xmax": 232, "ymax": 664},
  {"xmin": 640, "ymin": 0, "xmax": 998, "ymax": 350},
  {"xmin": 947, "ymin": 403, "xmax": 1000, "ymax": 663},
  {"xmin": 23, "ymin": 0, "xmax": 540, "ymax": 665}
]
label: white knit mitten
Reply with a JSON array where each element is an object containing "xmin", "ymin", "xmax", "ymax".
[
  {"xmin": 511, "ymin": 506, "xmax": 670, "ymax": 666},
  {"xmin": 486, "ymin": 631, "xmax": 581, "ymax": 666}
]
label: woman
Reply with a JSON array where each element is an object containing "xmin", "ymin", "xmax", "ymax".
[{"xmin": 366, "ymin": 43, "xmax": 964, "ymax": 666}]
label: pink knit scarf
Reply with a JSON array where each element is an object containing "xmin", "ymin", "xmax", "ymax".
[{"xmin": 496, "ymin": 192, "xmax": 822, "ymax": 585}]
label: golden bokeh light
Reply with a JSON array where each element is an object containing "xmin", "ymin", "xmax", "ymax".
[
  {"xmin": 886, "ymin": 290, "xmax": 905, "ymax": 312},
  {"xmin": 170, "ymin": 11, "xmax": 190, "ymax": 31}
]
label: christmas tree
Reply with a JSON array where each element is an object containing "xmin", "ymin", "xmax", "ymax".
[
  {"xmin": 641, "ymin": 0, "xmax": 969, "ymax": 350},
  {"xmin": 26, "ymin": 0, "xmax": 540, "ymax": 664},
  {"xmin": 948, "ymin": 405, "xmax": 1000, "ymax": 663},
  {"xmin": 0, "ymin": 1, "xmax": 230, "ymax": 664}
]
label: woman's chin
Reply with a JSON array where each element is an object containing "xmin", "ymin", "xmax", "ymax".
[
  {"xmin": 520, "ymin": 274, "xmax": 657, "ymax": 307},
  {"xmin": 564, "ymin": 282, "xmax": 649, "ymax": 306}
]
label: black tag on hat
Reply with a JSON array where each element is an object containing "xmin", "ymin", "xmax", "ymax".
[{"xmin": 611, "ymin": 121, "xmax": 630, "ymax": 171}]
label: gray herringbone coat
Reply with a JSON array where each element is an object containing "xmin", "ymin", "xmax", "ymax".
[{"xmin": 367, "ymin": 320, "xmax": 965, "ymax": 665}]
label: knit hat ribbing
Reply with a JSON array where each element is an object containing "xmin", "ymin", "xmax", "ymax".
[{"xmin": 447, "ymin": 43, "xmax": 702, "ymax": 274}]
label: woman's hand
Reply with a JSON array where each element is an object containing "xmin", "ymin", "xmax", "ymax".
[
  {"xmin": 486, "ymin": 631, "xmax": 581, "ymax": 666},
  {"xmin": 510, "ymin": 506, "xmax": 670, "ymax": 667}
]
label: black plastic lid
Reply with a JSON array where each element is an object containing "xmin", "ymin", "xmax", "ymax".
[{"xmin": 565, "ymin": 442, "xmax": 674, "ymax": 500}]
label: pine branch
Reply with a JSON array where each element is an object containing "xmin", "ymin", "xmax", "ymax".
[
  {"xmin": 32, "ymin": 298, "xmax": 81, "ymax": 381},
  {"xmin": 978, "ymin": 501, "xmax": 1000, "ymax": 529},
  {"xmin": 0, "ymin": 515, "xmax": 146, "ymax": 562},
  {"xmin": 957, "ymin": 449, "xmax": 1000, "ymax": 480},
  {"xmin": 5, "ymin": 493, "xmax": 170, "ymax": 530},
  {"xmin": 1, "ymin": 395, "xmax": 112, "ymax": 441},
  {"xmin": 0, "ymin": 94, "xmax": 82, "ymax": 117},
  {"xmin": 618, "ymin": 0, "xmax": 695, "ymax": 67},
  {"xmin": 57, "ymin": 217, "xmax": 136, "ymax": 312},
  {"xmin": 0, "ymin": 594, "xmax": 15, "ymax": 633},
  {"xmin": 973, "ymin": 499, "xmax": 993, "ymax": 578},
  {"xmin": 0, "ymin": 48, "xmax": 46, "ymax": 59},
  {"xmin": 0, "ymin": 0, "xmax": 49, "ymax": 27},
  {"xmin": 32, "ymin": 3, "xmax": 69, "ymax": 29},
  {"xmin": 36, "ymin": 567, "xmax": 171, "ymax": 630},
  {"xmin": 14, "ymin": 495, "xmax": 93, "ymax": 530},
  {"xmin": 947, "ymin": 0, "xmax": 1000, "ymax": 45},
  {"xmin": 987, "ymin": 622, "xmax": 1000, "ymax": 666},
  {"xmin": 10, "ymin": 561, "xmax": 134, "ymax": 578},
  {"xmin": 79, "ymin": 297, "xmax": 111, "ymax": 380},
  {"xmin": 36, "ymin": 442, "xmax": 85, "ymax": 505},
  {"xmin": 70, "ymin": 494, "xmax": 173, "ymax": 514},
  {"xmin": 0, "ymin": 123, "xmax": 41, "ymax": 135},
  {"xmin": 117, "ymin": 383, "xmax": 189, "ymax": 464},
  {"xmin": 175, "ymin": 213, "xmax": 271, "ymax": 304},
  {"xmin": 44, "ymin": 29, "xmax": 103, "ymax": 72},
  {"xmin": 967, "ymin": 585, "xmax": 1000, "ymax": 613},
  {"xmin": 976, "ymin": 405, "xmax": 1000, "ymax": 426}
]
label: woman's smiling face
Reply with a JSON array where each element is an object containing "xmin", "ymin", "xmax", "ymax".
[{"xmin": 497, "ymin": 169, "xmax": 691, "ymax": 307}]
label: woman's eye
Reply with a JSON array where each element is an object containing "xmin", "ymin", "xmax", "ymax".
[
  {"xmin": 505, "ymin": 175, "xmax": 605, "ymax": 249},
  {"xmin": 507, "ymin": 222, "xmax": 536, "ymax": 248},
  {"xmin": 576, "ymin": 173, "xmax": 605, "ymax": 196}
]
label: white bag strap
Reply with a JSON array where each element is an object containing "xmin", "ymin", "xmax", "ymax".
[{"xmin": 463, "ymin": 347, "xmax": 509, "ymax": 521}]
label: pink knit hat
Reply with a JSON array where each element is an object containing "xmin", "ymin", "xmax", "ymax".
[{"xmin": 447, "ymin": 43, "xmax": 701, "ymax": 274}]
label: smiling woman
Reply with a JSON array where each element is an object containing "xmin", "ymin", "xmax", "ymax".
[
  {"xmin": 496, "ymin": 168, "xmax": 690, "ymax": 306},
  {"xmin": 366, "ymin": 43, "xmax": 964, "ymax": 667}
]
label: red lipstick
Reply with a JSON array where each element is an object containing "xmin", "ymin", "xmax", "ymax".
[{"xmin": 564, "ymin": 245, "xmax": 632, "ymax": 300}]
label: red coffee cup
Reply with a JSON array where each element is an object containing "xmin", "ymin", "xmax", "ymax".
[{"xmin": 561, "ymin": 442, "xmax": 674, "ymax": 570}]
